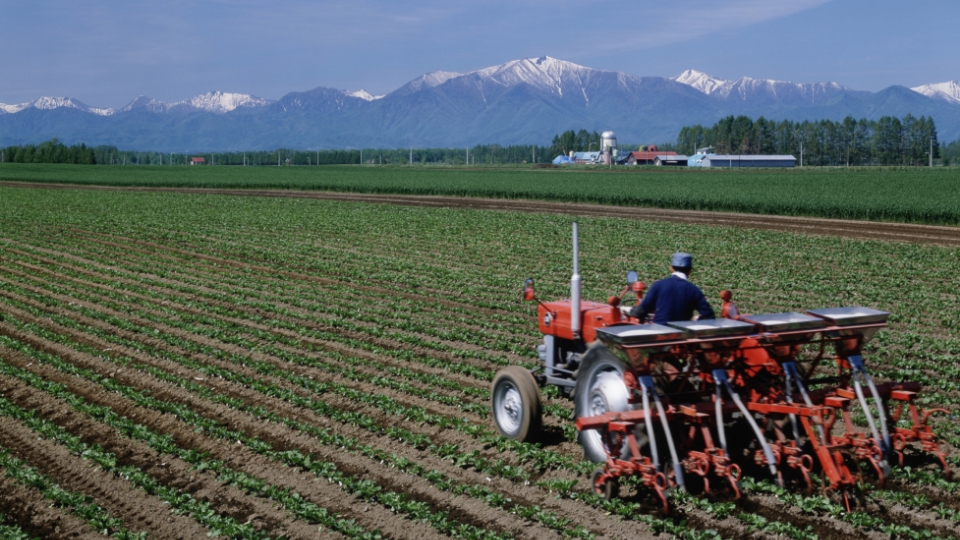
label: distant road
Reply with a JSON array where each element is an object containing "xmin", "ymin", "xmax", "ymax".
[{"xmin": 3, "ymin": 181, "xmax": 959, "ymax": 247}]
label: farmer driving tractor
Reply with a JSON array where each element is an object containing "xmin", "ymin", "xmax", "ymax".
[{"xmin": 620, "ymin": 252, "xmax": 715, "ymax": 324}]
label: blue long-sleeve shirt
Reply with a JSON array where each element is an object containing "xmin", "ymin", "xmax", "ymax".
[{"xmin": 628, "ymin": 274, "xmax": 715, "ymax": 324}]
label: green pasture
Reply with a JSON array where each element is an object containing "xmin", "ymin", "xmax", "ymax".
[{"xmin": 1, "ymin": 163, "xmax": 959, "ymax": 224}]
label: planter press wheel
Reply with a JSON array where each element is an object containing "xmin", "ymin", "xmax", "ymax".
[
  {"xmin": 491, "ymin": 366, "xmax": 542, "ymax": 442},
  {"xmin": 591, "ymin": 467, "xmax": 619, "ymax": 500}
]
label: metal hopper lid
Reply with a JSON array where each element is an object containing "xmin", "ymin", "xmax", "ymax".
[
  {"xmin": 666, "ymin": 318, "xmax": 756, "ymax": 338},
  {"xmin": 806, "ymin": 307, "xmax": 889, "ymax": 326},
  {"xmin": 740, "ymin": 312, "xmax": 826, "ymax": 333},
  {"xmin": 595, "ymin": 323, "xmax": 684, "ymax": 346}
]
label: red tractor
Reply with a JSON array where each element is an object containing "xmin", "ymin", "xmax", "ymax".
[{"xmin": 491, "ymin": 223, "xmax": 949, "ymax": 511}]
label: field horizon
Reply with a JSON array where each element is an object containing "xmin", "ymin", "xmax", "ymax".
[{"xmin": 2, "ymin": 163, "xmax": 959, "ymax": 226}]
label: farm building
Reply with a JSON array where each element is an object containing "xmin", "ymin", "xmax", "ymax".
[
  {"xmin": 572, "ymin": 151, "xmax": 601, "ymax": 164},
  {"xmin": 190, "ymin": 157, "xmax": 206, "ymax": 165},
  {"xmin": 688, "ymin": 154, "xmax": 796, "ymax": 168},
  {"xmin": 655, "ymin": 154, "xmax": 689, "ymax": 166},
  {"xmin": 622, "ymin": 150, "xmax": 678, "ymax": 165}
]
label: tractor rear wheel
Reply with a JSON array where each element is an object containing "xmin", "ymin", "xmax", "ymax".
[{"xmin": 491, "ymin": 366, "xmax": 542, "ymax": 442}]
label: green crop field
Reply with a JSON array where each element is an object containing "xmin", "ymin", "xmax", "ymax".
[
  {"xmin": 2, "ymin": 162, "xmax": 960, "ymax": 225},
  {"xmin": 0, "ymin": 186, "xmax": 957, "ymax": 539}
]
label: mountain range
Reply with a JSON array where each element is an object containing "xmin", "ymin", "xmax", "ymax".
[{"xmin": 2, "ymin": 56, "xmax": 959, "ymax": 151}]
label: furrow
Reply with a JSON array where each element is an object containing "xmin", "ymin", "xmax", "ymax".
[
  {"xmin": 0, "ymin": 473, "xmax": 104, "ymax": 540},
  {"xmin": 0, "ymin": 373, "xmax": 334, "ymax": 540},
  {"xmin": 0, "ymin": 410, "xmax": 205, "ymax": 539},
  {"xmin": 0, "ymin": 330, "xmax": 551, "ymax": 540}
]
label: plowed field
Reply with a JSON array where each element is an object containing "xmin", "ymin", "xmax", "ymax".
[{"xmin": 0, "ymin": 186, "xmax": 957, "ymax": 540}]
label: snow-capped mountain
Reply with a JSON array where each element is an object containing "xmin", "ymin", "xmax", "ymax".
[
  {"xmin": 673, "ymin": 70, "xmax": 727, "ymax": 95},
  {"xmin": 672, "ymin": 70, "xmax": 851, "ymax": 103},
  {"xmin": 397, "ymin": 71, "xmax": 461, "ymax": 93},
  {"xmin": 177, "ymin": 91, "xmax": 273, "ymax": 113},
  {"xmin": 912, "ymin": 81, "xmax": 960, "ymax": 105},
  {"xmin": 119, "ymin": 96, "xmax": 171, "ymax": 113},
  {"xmin": 0, "ymin": 96, "xmax": 114, "ymax": 116},
  {"xmin": 118, "ymin": 92, "xmax": 273, "ymax": 114},
  {"xmin": 345, "ymin": 89, "xmax": 383, "ymax": 101},
  {"xmin": 3, "ymin": 57, "xmax": 960, "ymax": 150},
  {"xmin": 473, "ymin": 56, "xmax": 601, "ymax": 94}
]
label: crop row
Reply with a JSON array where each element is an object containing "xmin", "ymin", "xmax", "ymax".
[
  {"xmin": 0, "ymin": 401, "xmax": 273, "ymax": 540},
  {"xmin": 4, "ymin": 163, "xmax": 960, "ymax": 224},
  {"xmin": 0, "ymin": 268, "xmax": 948, "ymax": 540},
  {"xmin": 0, "ymin": 240, "xmax": 531, "ymax": 372},
  {"xmin": 0, "ymin": 514, "xmax": 33, "ymax": 540},
  {"xmin": 3, "ymin": 277, "xmax": 950, "ymax": 540},
  {"xmin": 20, "ymin": 204, "xmax": 950, "ymax": 400},
  {"xmin": 0, "ymin": 449, "xmax": 142, "ymax": 539},
  {"xmin": 0, "ymin": 249, "xmax": 552, "ymax": 424},
  {"xmin": 0, "ymin": 301, "xmax": 608, "ymax": 537},
  {"xmin": 1, "ymin": 188, "xmax": 958, "ymax": 539},
  {"xmin": 3, "ymin": 246, "xmax": 956, "ymax": 536},
  {"xmin": 0, "ymin": 335, "xmax": 523, "ymax": 540},
  {"xmin": 0, "ymin": 279, "xmax": 586, "ymax": 474},
  {"xmin": 0, "ymin": 285, "xmax": 755, "ymax": 539}
]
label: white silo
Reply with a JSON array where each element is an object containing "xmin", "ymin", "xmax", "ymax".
[{"xmin": 600, "ymin": 131, "xmax": 617, "ymax": 165}]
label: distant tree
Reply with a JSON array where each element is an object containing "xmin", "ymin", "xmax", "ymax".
[
  {"xmin": 2, "ymin": 138, "xmax": 98, "ymax": 165},
  {"xmin": 674, "ymin": 115, "xmax": 941, "ymax": 166}
]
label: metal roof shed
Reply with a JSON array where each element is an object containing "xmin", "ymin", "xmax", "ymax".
[
  {"xmin": 572, "ymin": 151, "xmax": 601, "ymax": 163},
  {"xmin": 699, "ymin": 154, "xmax": 796, "ymax": 168},
  {"xmin": 654, "ymin": 155, "xmax": 689, "ymax": 166}
]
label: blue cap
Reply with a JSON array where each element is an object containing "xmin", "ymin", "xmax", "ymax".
[{"xmin": 671, "ymin": 252, "xmax": 693, "ymax": 268}]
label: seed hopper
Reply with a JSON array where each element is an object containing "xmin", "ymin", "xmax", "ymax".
[{"xmin": 491, "ymin": 223, "xmax": 949, "ymax": 512}]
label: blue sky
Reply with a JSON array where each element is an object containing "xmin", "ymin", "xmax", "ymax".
[{"xmin": 3, "ymin": 0, "xmax": 957, "ymax": 108}]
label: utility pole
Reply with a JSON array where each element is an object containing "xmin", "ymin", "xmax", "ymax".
[
  {"xmin": 360, "ymin": 149, "xmax": 363, "ymax": 165},
  {"xmin": 465, "ymin": 147, "xmax": 469, "ymax": 165},
  {"xmin": 800, "ymin": 141, "xmax": 803, "ymax": 168},
  {"xmin": 930, "ymin": 137, "xmax": 934, "ymax": 167},
  {"xmin": 409, "ymin": 147, "xmax": 413, "ymax": 165}
]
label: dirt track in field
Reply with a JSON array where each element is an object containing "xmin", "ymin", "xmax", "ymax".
[{"xmin": 2, "ymin": 181, "xmax": 960, "ymax": 247}]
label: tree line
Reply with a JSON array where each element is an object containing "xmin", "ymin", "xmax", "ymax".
[
  {"xmin": 3, "ymin": 121, "xmax": 950, "ymax": 167},
  {"xmin": 939, "ymin": 139, "xmax": 960, "ymax": 166},
  {"xmin": 677, "ymin": 115, "xmax": 940, "ymax": 166},
  {"xmin": 1, "ymin": 139, "xmax": 99, "ymax": 164},
  {"xmin": 0, "ymin": 144, "xmax": 556, "ymax": 166},
  {"xmin": 182, "ymin": 144, "xmax": 553, "ymax": 166}
]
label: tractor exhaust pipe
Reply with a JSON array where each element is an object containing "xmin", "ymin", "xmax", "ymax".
[{"xmin": 571, "ymin": 222, "xmax": 581, "ymax": 337}]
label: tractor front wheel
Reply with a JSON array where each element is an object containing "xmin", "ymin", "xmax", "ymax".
[{"xmin": 491, "ymin": 367, "xmax": 542, "ymax": 442}]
